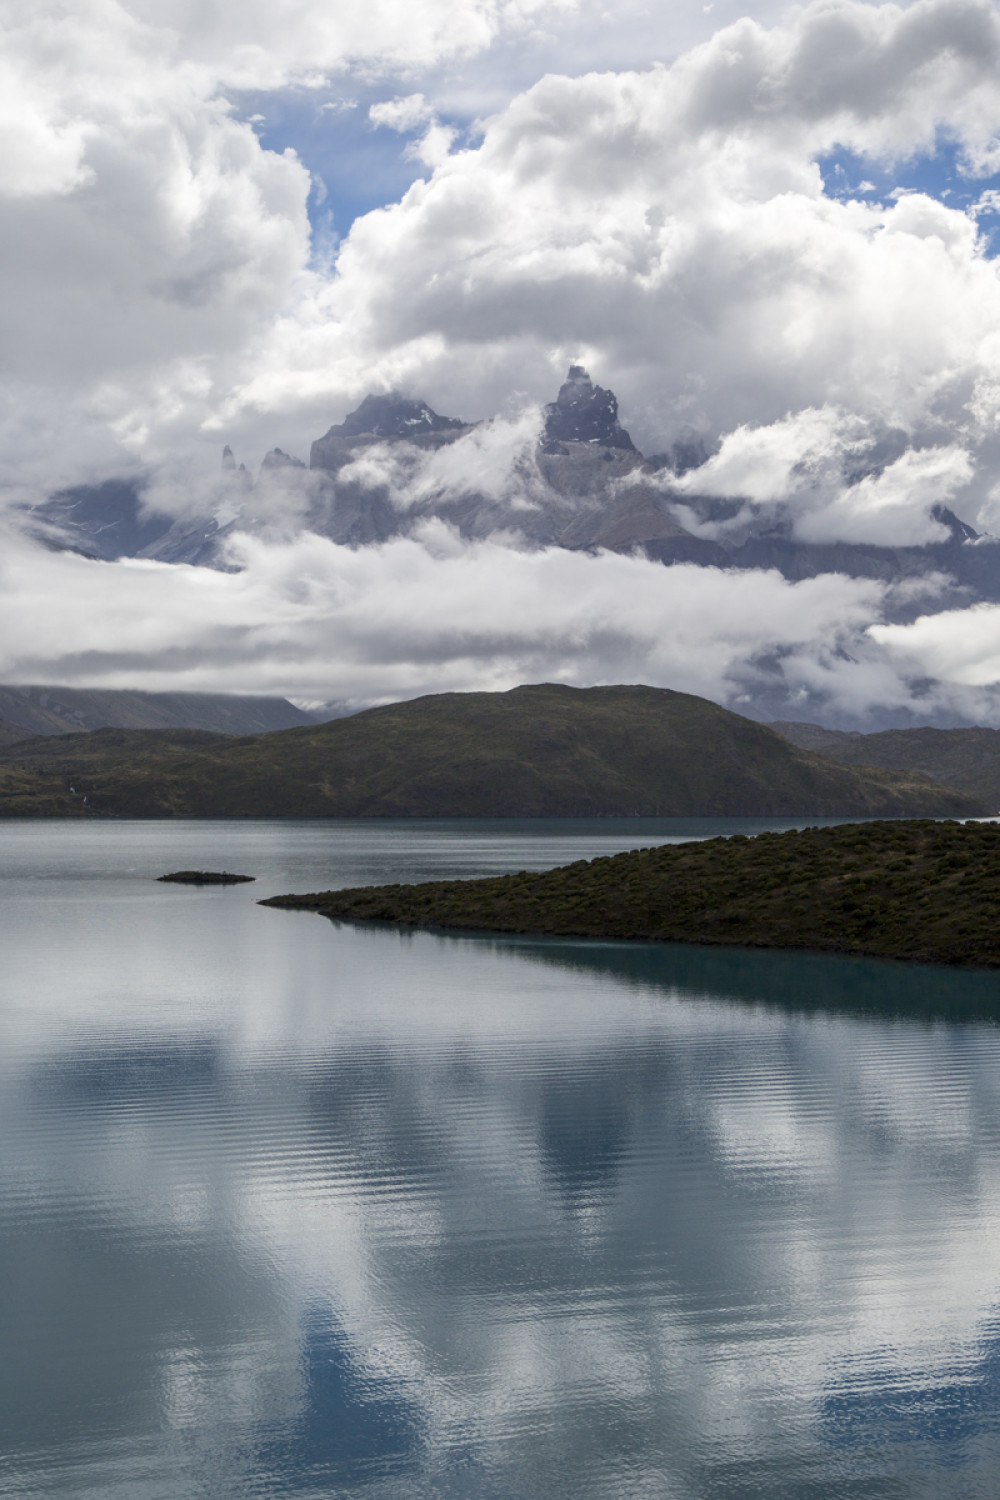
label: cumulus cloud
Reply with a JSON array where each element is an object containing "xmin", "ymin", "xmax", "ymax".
[
  {"xmin": 2, "ymin": 0, "xmax": 1000, "ymax": 497},
  {"xmin": 872, "ymin": 600, "xmax": 1000, "ymax": 689},
  {"xmin": 113, "ymin": 0, "xmax": 576, "ymax": 89},
  {"xmin": 799, "ymin": 445, "xmax": 975, "ymax": 545},
  {"xmin": 235, "ymin": 0, "xmax": 1000, "ymax": 469},
  {"xmin": 369, "ymin": 95, "xmax": 438, "ymax": 134},
  {"xmin": 0, "ymin": 0, "xmax": 580, "ymax": 492},
  {"xmin": 4, "ymin": 0, "xmax": 1000, "ymax": 485},
  {"xmin": 7, "ymin": 0, "xmax": 1000, "ymax": 722},
  {"xmin": 369, "ymin": 94, "xmax": 457, "ymax": 168},
  {"xmin": 0, "ymin": 6, "xmax": 315, "ymax": 491}
]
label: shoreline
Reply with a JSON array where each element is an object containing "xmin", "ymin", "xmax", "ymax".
[{"xmin": 261, "ymin": 819, "xmax": 1000, "ymax": 972}]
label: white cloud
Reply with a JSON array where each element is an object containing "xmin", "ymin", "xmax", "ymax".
[
  {"xmin": 224, "ymin": 0, "xmax": 1000, "ymax": 499},
  {"xmin": 6, "ymin": 0, "xmax": 1000, "ymax": 722},
  {"xmin": 0, "ymin": 0, "xmax": 580, "ymax": 491},
  {"xmin": 0, "ymin": 64, "xmax": 94, "ymax": 199},
  {"xmin": 4, "ymin": 0, "xmax": 1000, "ymax": 501},
  {"xmin": 124, "ymin": 0, "xmax": 580, "ymax": 89},
  {"xmin": 973, "ymin": 188, "xmax": 1000, "ymax": 216},
  {"xmin": 1, "ymin": 0, "xmax": 998, "ymax": 473},
  {"xmin": 0, "ymin": 517, "xmax": 991, "ymax": 724},
  {"xmin": 797, "ymin": 444, "xmax": 974, "ymax": 545},
  {"xmin": 872, "ymin": 600, "xmax": 1000, "ymax": 688},
  {"xmin": 333, "ymin": 409, "xmax": 547, "ymax": 513},
  {"xmin": 672, "ymin": 408, "xmax": 852, "ymax": 507},
  {"xmin": 671, "ymin": 408, "xmax": 974, "ymax": 546},
  {"xmin": 369, "ymin": 94, "xmax": 437, "ymax": 134},
  {"xmin": 0, "ymin": 522, "xmax": 880, "ymax": 703},
  {"xmin": 370, "ymin": 97, "xmax": 459, "ymax": 169}
]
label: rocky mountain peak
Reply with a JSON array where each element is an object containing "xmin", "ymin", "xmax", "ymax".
[
  {"xmin": 328, "ymin": 392, "xmax": 466, "ymax": 441},
  {"xmin": 543, "ymin": 366, "xmax": 636, "ymax": 452},
  {"xmin": 931, "ymin": 504, "xmax": 979, "ymax": 544},
  {"xmin": 260, "ymin": 447, "xmax": 305, "ymax": 472}
]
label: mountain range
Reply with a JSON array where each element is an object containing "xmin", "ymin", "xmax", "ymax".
[
  {"xmin": 24, "ymin": 368, "xmax": 1000, "ymax": 622},
  {"xmin": 0, "ymin": 683, "xmax": 983, "ymax": 819}
]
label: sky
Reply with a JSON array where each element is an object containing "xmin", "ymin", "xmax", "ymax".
[{"xmin": 4, "ymin": 0, "xmax": 1000, "ymax": 722}]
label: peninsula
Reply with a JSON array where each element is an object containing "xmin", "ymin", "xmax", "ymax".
[{"xmin": 261, "ymin": 819, "xmax": 1000, "ymax": 969}]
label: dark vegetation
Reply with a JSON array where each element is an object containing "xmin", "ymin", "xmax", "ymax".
[
  {"xmin": 157, "ymin": 871, "xmax": 255, "ymax": 885},
  {"xmin": 262, "ymin": 819, "xmax": 1000, "ymax": 969},
  {"xmin": 773, "ymin": 721, "xmax": 1000, "ymax": 812},
  {"xmin": 0, "ymin": 684, "xmax": 986, "ymax": 818}
]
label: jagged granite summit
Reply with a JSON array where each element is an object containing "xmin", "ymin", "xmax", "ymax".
[
  {"xmin": 304, "ymin": 369, "xmax": 704, "ymax": 556},
  {"xmin": 317, "ymin": 393, "xmax": 466, "ymax": 444},
  {"xmin": 542, "ymin": 365, "xmax": 636, "ymax": 452}
]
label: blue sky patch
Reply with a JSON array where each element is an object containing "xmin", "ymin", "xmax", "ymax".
[
  {"xmin": 818, "ymin": 140, "xmax": 1000, "ymax": 256},
  {"xmin": 234, "ymin": 87, "xmax": 469, "ymax": 247}
]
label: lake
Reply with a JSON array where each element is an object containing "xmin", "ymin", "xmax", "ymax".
[{"xmin": 3, "ymin": 817, "xmax": 1000, "ymax": 1497}]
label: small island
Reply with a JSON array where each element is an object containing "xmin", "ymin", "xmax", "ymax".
[
  {"xmin": 261, "ymin": 820, "xmax": 1000, "ymax": 969},
  {"xmin": 158, "ymin": 870, "xmax": 255, "ymax": 885}
]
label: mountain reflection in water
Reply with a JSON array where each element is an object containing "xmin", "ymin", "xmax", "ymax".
[{"xmin": 2, "ymin": 819, "xmax": 1000, "ymax": 1498}]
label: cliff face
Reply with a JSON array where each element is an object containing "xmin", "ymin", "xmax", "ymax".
[{"xmin": 541, "ymin": 365, "xmax": 636, "ymax": 451}]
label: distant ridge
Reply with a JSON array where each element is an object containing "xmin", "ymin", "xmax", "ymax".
[
  {"xmin": 772, "ymin": 721, "xmax": 1000, "ymax": 813},
  {"xmin": 0, "ymin": 683, "xmax": 985, "ymax": 818},
  {"xmin": 0, "ymin": 685, "xmax": 316, "ymax": 742}
]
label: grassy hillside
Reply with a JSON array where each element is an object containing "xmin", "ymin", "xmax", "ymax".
[
  {"xmin": 772, "ymin": 721, "xmax": 1000, "ymax": 812},
  {"xmin": 261, "ymin": 819, "xmax": 1000, "ymax": 968},
  {"xmin": 0, "ymin": 684, "xmax": 986, "ymax": 818}
]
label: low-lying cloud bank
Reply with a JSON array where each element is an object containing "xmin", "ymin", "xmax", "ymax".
[{"xmin": 5, "ymin": 521, "xmax": 1000, "ymax": 726}]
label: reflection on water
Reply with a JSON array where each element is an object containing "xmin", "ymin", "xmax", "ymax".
[{"xmin": 2, "ymin": 820, "xmax": 1000, "ymax": 1497}]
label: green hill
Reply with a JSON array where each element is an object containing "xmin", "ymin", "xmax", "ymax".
[
  {"xmin": 261, "ymin": 819, "xmax": 1000, "ymax": 969},
  {"xmin": 0, "ymin": 684, "xmax": 986, "ymax": 818}
]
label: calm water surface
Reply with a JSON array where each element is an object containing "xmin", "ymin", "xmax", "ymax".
[{"xmin": 3, "ymin": 818, "xmax": 1000, "ymax": 1497}]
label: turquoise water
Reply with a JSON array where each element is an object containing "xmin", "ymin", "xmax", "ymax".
[{"xmin": 3, "ymin": 818, "xmax": 1000, "ymax": 1497}]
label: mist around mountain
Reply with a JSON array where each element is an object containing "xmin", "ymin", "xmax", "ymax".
[
  {"xmin": 20, "ymin": 363, "xmax": 1000, "ymax": 734},
  {"xmin": 0, "ymin": 683, "xmax": 984, "ymax": 820},
  {"xmin": 26, "ymin": 368, "xmax": 710, "ymax": 567},
  {"xmin": 27, "ymin": 367, "xmax": 1000, "ymax": 633}
]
